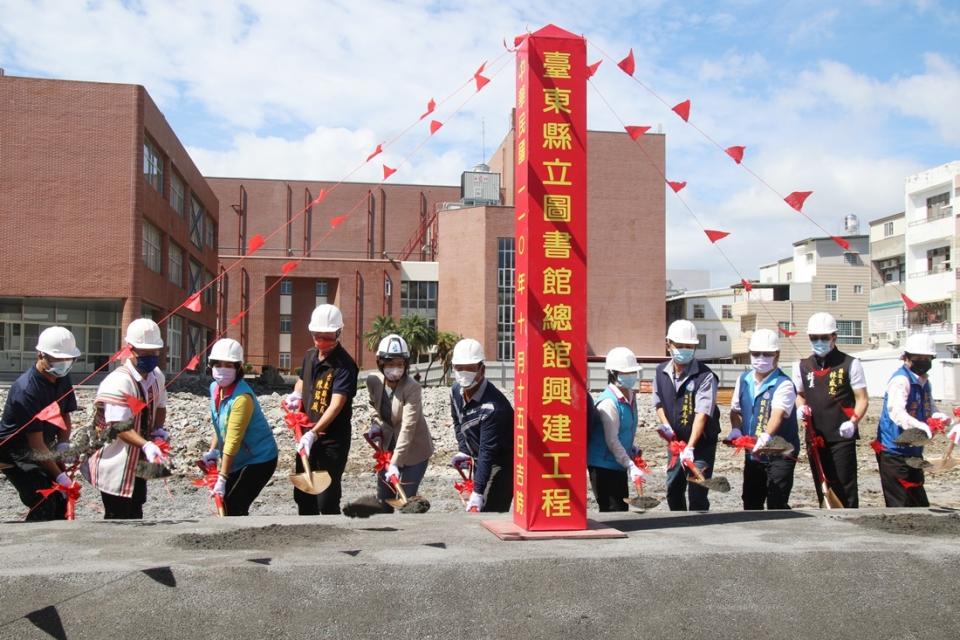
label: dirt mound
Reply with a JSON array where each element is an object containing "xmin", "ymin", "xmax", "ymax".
[
  {"xmin": 843, "ymin": 512, "xmax": 960, "ymax": 537},
  {"xmin": 172, "ymin": 523, "xmax": 345, "ymax": 550}
]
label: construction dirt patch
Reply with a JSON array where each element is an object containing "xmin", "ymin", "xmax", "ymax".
[
  {"xmin": 842, "ymin": 512, "xmax": 960, "ymax": 537},
  {"xmin": 171, "ymin": 523, "xmax": 345, "ymax": 550}
]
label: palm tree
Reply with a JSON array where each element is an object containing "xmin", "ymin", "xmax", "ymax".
[
  {"xmin": 363, "ymin": 315, "xmax": 399, "ymax": 353},
  {"xmin": 423, "ymin": 330, "xmax": 461, "ymax": 386},
  {"xmin": 397, "ymin": 314, "xmax": 436, "ymax": 364}
]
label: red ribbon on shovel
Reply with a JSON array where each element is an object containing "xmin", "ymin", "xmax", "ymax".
[
  {"xmin": 192, "ymin": 460, "xmax": 225, "ymax": 516},
  {"xmin": 726, "ymin": 435, "xmax": 757, "ymax": 455},
  {"xmin": 453, "ymin": 460, "xmax": 475, "ymax": 507},
  {"xmin": 668, "ymin": 440, "xmax": 687, "ymax": 468},
  {"xmin": 36, "ymin": 481, "xmax": 81, "ymax": 520}
]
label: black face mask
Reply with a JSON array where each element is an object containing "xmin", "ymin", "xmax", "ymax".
[{"xmin": 909, "ymin": 358, "xmax": 932, "ymax": 376}]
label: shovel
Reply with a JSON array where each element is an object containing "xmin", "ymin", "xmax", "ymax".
[
  {"xmin": 454, "ymin": 463, "xmax": 474, "ymax": 508},
  {"xmin": 894, "ymin": 428, "xmax": 933, "ymax": 447},
  {"xmin": 805, "ymin": 421, "xmax": 844, "ymax": 509},
  {"xmin": 623, "ymin": 478, "xmax": 661, "ymax": 511},
  {"xmin": 362, "ymin": 432, "xmax": 407, "ymax": 509},
  {"xmin": 194, "ymin": 460, "xmax": 227, "ymax": 517},
  {"xmin": 683, "ymin": 460, "xmax": 731, "ymax": 493},
  {"xmin": 928, "ymin": 438, "xmax": 958, "ymax": 474},
  {"xmin": 285, "ymin": 411, "xmax": 331, "ymax": 495}
]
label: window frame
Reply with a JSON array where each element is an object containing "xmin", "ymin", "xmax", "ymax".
[{"xmin": 142, "ymin": 220, "xmax": 163, "ymax": 273}]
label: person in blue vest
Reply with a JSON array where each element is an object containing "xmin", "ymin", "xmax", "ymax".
[
  {"xmin": 653, "ymin": 320, "xmax": 721, "ymax": 511},
  {"xmin": 728, "ymin": 328, "xmax": 799, "ymax": 510},
  {"xmin": 875, "ymin": 333, "xmax": 947, "ymax": 507},
  {"xmin": 201, "ymin": 338, "xmax": 278, "ymax": 516},
  {"xmin": 587, "ymin": 347, "xmax": 645, "ymax": 511}
]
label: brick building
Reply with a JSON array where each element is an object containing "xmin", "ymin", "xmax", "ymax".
[{"xmin": 0, "ymin": 75, "xmax": 219, "ymax": 374}]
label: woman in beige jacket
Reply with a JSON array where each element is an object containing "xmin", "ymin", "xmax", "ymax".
[{"xmin": 365, "ymin": 334, "xmax": 434, "ymax": 510}]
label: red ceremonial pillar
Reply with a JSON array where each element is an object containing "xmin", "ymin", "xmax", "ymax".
[{"xmin": 513, "ymin": 24, "xmax": 588, "ymax": 531}]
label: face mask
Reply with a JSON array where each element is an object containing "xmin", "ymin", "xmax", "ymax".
[
  {"xmin": 811, "ymin": 340, "xmax": 832, "ymax": 357},
  {"xmin": 314, "ymin": 338, "xmax": 337, "ymax": 353},
  {"xmin": 212, "ymin": 366, "xmax": 237, "ymax": 387},
  {"xmin": 671, "ymin": 347, "xmax": 695, "ymax": 365},
  {"xmin": 910, "ymin": 359, "xmax": 932, "ymax": 376},
  {"xmin": 384, "ymin": 366, "xmax": 404, "ymax": 382},
  {"xmin": 751, "ymin": 355, "xmax": 775, "ymax": 374},
  {"xmin": 135, "ymin": 355, "xmax": 160, "ymax": 375},
  {"xmin": 454, "ymin": 370, "xmax": 478, "ymax": 389},
  {"xmin": 46, "ymin": 360, "xmax": 74, "ymax": 378},
  {"xmin": 617, "ymin": 373, "xmax": 638, "ymax": 390}
]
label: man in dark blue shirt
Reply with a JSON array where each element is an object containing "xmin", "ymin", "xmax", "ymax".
[
  {"xmin": 0, "ymin": 327, "xmax": 81, "ymax": 521},
  {"xmin": 449, "ymin": 338, "xmax": 514, "ymax": 512}
]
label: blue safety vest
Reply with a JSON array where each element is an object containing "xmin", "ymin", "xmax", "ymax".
[
  {"xmin": 587, "ymin": 387, "xmax": 637, "ymax": 471},
  {"xmin": 209, "ymin": 379, "xmax": 278, "ymax": 471},
  {"xmin": 877, "ymin": 366, "xmax": 932, "ymax": 458},
  {"xmin": 736, "ymin": 369, "xmax": 799, "ymax": 461}
]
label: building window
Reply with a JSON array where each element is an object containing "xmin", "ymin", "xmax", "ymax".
[
  {"xmin": 883, "ymin": 221, "xmax": 894, "ymax": 237},
  {"xmin": 143, "ymin": 137, "xmax": 163, "ymax": 194},
  {"xmin": 400, "ymin": 280, "xmax": 438, "ymax": 329},
  {"xmin": 170, "ymin": 172, "xmax": 185, "ymax": 217},
  {"xmin": 280, "ymin": 280, "xmax": 293, "ymax": 296},
  {"xmin": 315, "ymin": 280, "xmax": 328, "ymax": 297},
  {"xmin": 805, "ymin": 252, "xmax": 814, "ymax": 265},
  {"xmin": 205, "ymin": 214, "xmax": 216, "ymax": 249},
  {"xmin": 854, "ymin": 284, "xmax": 864, "ymax": 294},
  {"xmin": 188, "ymin": 259, "xmax": 202, "ymax": 295},
  {"xmin": 142, "ymin": 221, "xmax": 162, "ymax": 273},
  {"xmin": 927, "ymin": 246, "xmax": 951, "ymax": 274},
  {"xmin": 843, "ymin": 252, "xmax": 862, "ymax": 266},
  {"xmin": 203, "ymin": 271, "xmax": 215, "ymax": 306},
  {"xmin": 190, "ymin": 196, "xmax": 204, "ymax": 249},
  {"xmin": 721, "ymin": 305, "xmax": 732, "ymax": 319},
  {"xmin": 825, "ymin": 284, "xmax": 838, "ymax": 302},
  {"xmin": 168, "ymin": 243, "xmax": 183, "ymax": 287},
  {"xmin": 878, "ymin": 257, "xmax": 904, "ymax": 284},
  {"xmin": 778, "ymin": 321, "xmax": 791, "ymax": 333},
  {"xmin": 692, "ymin": 304, "xmax": 705, "ymax": 319},
  {"xmin": 279, "ymin": 352, "xmax": 292, "ymax": 371},
  {"xmin": 927, "ymin": 192, "xmax": 950, "ymax": 220},
  {"xmin": 279, "ymin": 314, "xmax": 292, "ymax": 334},
  {"xmin": 697, "ymin": 334, "xmax": 707, "ymax": 349},
  {"xmin": 496, "ymin": 237, "xmax": 515, "ymax": 361},
  {"xmin": 741, "ymin": 315, "xmax": 756, "ymax": 332},
  {"xmin": 836, "ymin": 320, "xmax": 863, "ymax": 345},
  {"xmin": 167, "ymin": 315, "xmax": 182, "ymax": 372},
  {"xmin": 719, "ymin": 334, "xmax": 728, "ymax": 342},
  {"xmin": 786, "ymin": 272, "xmax": 792, "ymax": 281}
]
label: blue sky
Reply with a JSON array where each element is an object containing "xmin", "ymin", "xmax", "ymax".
[{"xmin": 1, "ymin": 0, "xmax": 957, "ymax": 282}]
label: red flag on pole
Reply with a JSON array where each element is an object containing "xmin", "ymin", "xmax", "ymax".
[
  {"xmin": 725, "ymin": 146, "xmax": 746, "ymax": 164},
  {"xmin": 672, "ymin": 99, "xmax": 691, "ymax": 122},
  {"xmin": 248, "ymin": 234, "xmax": 265, "ymax": 255},
  {"xmin": 382, "ymin": 165, "xmax": 397, "ymax": 180},
  {"xmin": 37, "ymin": 402, "xmax": 67, "ymax": 431},
  {"xmin": 184, "ymin": 292, "xmax": 202, "ymax": 313},
  {"xmin": 617, "ymin": 48, "xmax": 635, "ymax": 76},
  {"xmin": 667, "ymin": 180, "xmax": 687, "ymax": 193},
  {"xmin": 704, "ymin": 229, "xmax": 729, "ymax": 243},
  {"xmin": 784, "ymin": 191, "xmax": 813, "ymax": 212},
  {"xmin": 624, "ymin": 125, "xmax": 650, "ymax": 140}
]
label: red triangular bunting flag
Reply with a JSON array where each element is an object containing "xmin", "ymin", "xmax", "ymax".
[
  {"xmin": 111, "ymin": 345, "xmax": 134, "ymax": 362},
  {"xmin": 184, "ymin": 292, "xmax": 202, "ymax": 313},
  {"xmin": 429, "ymin": 120, "xmax": 443, "ymax": 135},
  {"xmin": 667, "ymin": 180, "xmax": 687, "ymax": 193},
  {"xmin": 778, "ymin": 327, "xmax": 798, "ymax": 337},
  {"xmin": 725, "ymin": 146, "xmax": 745, "ymax": 164},
  {"xmin": 741, "ymin": 279, "xmax": 753, "ymax": 292},
  {"xmin": 784, "ymin": 190, "xmax": 812, "ymax": 212},
  {"xmin": 474, "ymin": 73, "xmax": 490, "ymax": 91},
  {"xmin": 382, "ymin": 165, "xmax": 397, "ymax": 180},
  {"xmin": 310, "ymin": 189, "xmax": 327, "ymax": 206},
  {"xmin": 123, "ymin": 394, "xmax": 147, "ymax": 415},
  {"xmin": 229, "ymin": 311, "xmax": 246, "ymax": 326},
  {"xmin": 704, "ymin": 229, "xmax": 729, "ymax": 243},
  {"xmin": 901, "ymin": 293, "xmax": 918, "ymax": 310},
  {"xmin": 365, "ymin": 144, "xmax": 383, "ymax": 162},
  {"xmin": 672, "ymin": 99, "xmax": 691, "ymax": 122},
  {"xmin": 625, "ymin": 125, "xmax": 650, "ymax": 140},
  {"xmin": 586, "ymin": 59, "xmax": 602, "ymax": 79},
  {"xmin": 281, "ymin": 261, "xmax": 298, "ymax": 274},
  {"xmin": 248, "ymin": 234, "xmax": 265, "ymax": 255},
  {"xmin": 420, "ymin": 98, "xmax": 436, "ymax": 120},
  {"xmin": 331, "ymin": 215, "xmax": 347, "ymax": 228},
  {"xmin": 474, "ymin": 61, "xmax": 486, "ymax": 76},
  {"xmin": 37, "ymin": 401, "xmax": 67, "ymax": 431},
  {"xmin": 185, "ymin": 354, "xmax": 200, "ymax": 371},
  {"xmin": 617, "ymin": 48, "xmax": 635, "ymax": 76},
  {"xmin": 832, "ymin": 236, "xmax": 850, "ymax": 250}
]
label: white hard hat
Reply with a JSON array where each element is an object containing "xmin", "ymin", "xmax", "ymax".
[
  {"xmin": 605, "ymin": 346, "xmax": 641, "ymax": 373},
  {"xmin": 749, "ymin": 329, "xmax": 780, "ymax": 352},
  {"xmin": 36, "ymin": 326, "xmax": 81, "ymax": 358},
  {"xmin": 666, "ymin": 320, "xmax": 699, "ymax": 345},
  {"xmin": 125, "ymin": 318, "xmax": 164, "ymax": 349},
  {"xmin": 807, "ymin": 312, "xmax": 837, "ymax": 335},
  {"xmin": 210, "ymin": 338, "xmax": 244, "ymax": 363},
  {"xmin": 451, "ymin": 338, "xmax": 484, "ymax": 365},
  {"xmin": 904, "ymin": 333, "xmax": 936, "ymax": 357},
  {"xmin": 377, "ymin": 334, "xmax": 409, "ymax": 359},
  {"xmin": 308, "ymin": 304, "xmax": 344, "ymax": 333}
]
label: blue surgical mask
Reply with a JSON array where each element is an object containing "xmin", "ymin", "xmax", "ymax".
[
  {"xmin": 617, "ymin": 373, "xmax": 638, "ymax": 390},
  {"xmin": 811, "ymin": 340, "xmax": 832, "ymax": 357},
  {"xmin": 135, "ymin": 355, "xmax": 160, "ymax": 375},
  {"xmin": 47, "ymin": 360, "xmax": 74, "ymax": 378},
  {"xmin": 672, "ymin": 347, "xmax": 695, "ymax": 365}
]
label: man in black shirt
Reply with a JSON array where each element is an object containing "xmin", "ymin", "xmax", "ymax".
[
  {"xmin": 284, "ymin": 304, "xmax": 358, "ymax": 515},
  {"xmin": 0, "ymin": 327, "xmax": 81, "ymax": 521}
]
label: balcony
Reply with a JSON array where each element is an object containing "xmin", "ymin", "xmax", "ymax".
[
  {"xmin": 906, "ymin": 206, "xmax": 954, "ymax": 245},
  {"xmin": 908, "ymin": 204, "xmax": 953, "ymax": 225}
]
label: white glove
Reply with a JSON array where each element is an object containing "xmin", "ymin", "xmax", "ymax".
[
  {"xmin": 386, "ymin": 463, "xmax": 400, "ymax": 485},
  {"xmin": 838, "ymin": 420, "xmax": 856, "ymax": 439},
  {"xmin": 365, "ymin": 423, "xmax": 383, "ymax": 441},
  {"xmin": 201, "ymin": 448, "xmax": 220, "ymax": 464},
  {"xmin": 150, "ymin": 427, "xmax": 170, "ymax": 442},
  {"xmin": 54, "ymin": 472, "xmax": 72, "ymax": 489},
  {"xmin": 451, "ymin": 452, "xmax": 472, "ymax": 470},
  {"xmin": 141, "ymin": 440, "xmax": 164, "ymax": 463},
  {"xmin": 466, "ymin": 491, "xmax": 484, "ymax": 512},
  {"xmin": 948, "ymin": 424, "xmax": 960, "ymax": 445},
  {"xmin": 297, "ymin": 430, "xmax": 317, "ymax": 457},
  {"xmin": 628, "ymin": 462, "xmax": 645, "ymax": 484},
  {"xmin": 656, "ymin": 424, "xmax": 675, "ymax": 441},
  {"xmin": 752, "ymin": 432, "xmax": 771, "ymax": 453},
  {"xmin": 284, "ymin": 393, "xmax": 303, "ymax": 412},
  {"xmin": 212, "ymin": 474, "xmax": 227, "ymax": 497},
  {"xmin": 725, "ymin": 428, "xmax": 743, "ymax": 442},
  {"xmin": 679, "ymin": 446, "xmax": 694, "ymax": 464}
]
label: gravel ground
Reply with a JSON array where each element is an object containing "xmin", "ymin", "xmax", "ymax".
[{"xmin": 1, "ymin": 375, "xmax": 958, "ymax": 521}]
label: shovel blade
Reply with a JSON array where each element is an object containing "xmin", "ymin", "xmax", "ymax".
[
  {"xmin": 689, "ymin": 475, "xmax": 731, "ymax": 493},
  {"xmin": 624, "ymin": 495, "xmax": 661, "ymax": 510},
  {"xmin": 289, "ymin": 470, "xmax": 332, "ymax": 495},
  {"xmin": 928, "ymin": 456, "xmax": 958, "ymax": 474},
  {"xmin": 905, "ymin": 456, "xmax": 933, "ymax": 470},
  {"xmin": 894, "ymin": 429, "xmax": 932, "ymax": 446}
]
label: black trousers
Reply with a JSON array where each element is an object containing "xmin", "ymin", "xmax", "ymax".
[
  {"xmin": 877, "ymin": 452, "xmax": 929, "ymax": 508},
  {"xmin": 589, "ymin": 466, "xmax": 629, "ymax": 512},
  {"xmin": 294, "ymin": 443, "xmax": 348, "ymax": 515},
  {"xmin": 2, "ymin": 464, "xmax": 66, "ymax": 521},
  {"xmin": 480, "ymin": 463, "xmax": 514, "ymax": 513},
  {"xmin": 101, "ymin": 478, "xmax": 147, "ymax": 519},
  {"xmin": 743, "ymin": 457, "xmax": 796, "ymax": 510},
  {"xmin": 666, "ymin": 443, "xmax": 716, "ymax": 511},
  {"xmin": 808, "ymin": 439, "xmax": 858, "ymax": 508},
  {"xmin": 225, "ymin": 457, "xmax": 278, "ymax": 516}
]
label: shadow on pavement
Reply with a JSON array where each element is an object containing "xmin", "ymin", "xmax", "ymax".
[{"xmin": 605, "ymin": 509, "xmax": 814, "ymax": 532}]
